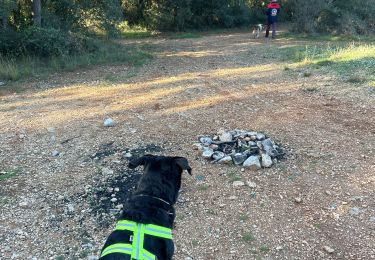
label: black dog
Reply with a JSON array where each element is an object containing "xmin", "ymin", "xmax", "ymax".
[{"xmin": 100, "ymin": 155, "xmax": 192, "ymax": 260}]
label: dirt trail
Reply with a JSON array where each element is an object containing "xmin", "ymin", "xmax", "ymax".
[{"xmin": 0, "ymin": 32, "xmax": 374, "ymax": 260}]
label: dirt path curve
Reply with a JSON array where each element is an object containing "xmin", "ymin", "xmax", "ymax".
[{"xmin": 1, "ymin": 32, "xmax": 374, "ymax": 260}]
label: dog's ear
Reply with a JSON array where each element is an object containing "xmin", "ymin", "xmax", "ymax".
[
  {"xmin": 174, "ymin": 157, "xmax": 192, "ymax": 175},
  {"xmin": 128, "ymin": 154, "xmax": 152, "ymax": 169}
]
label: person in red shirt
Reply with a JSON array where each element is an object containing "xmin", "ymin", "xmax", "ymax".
[{"xmin": 265, "ymin": 0, "xmax": 281, "ymax": 39}]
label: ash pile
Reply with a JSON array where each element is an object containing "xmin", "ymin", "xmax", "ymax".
[{"xmin": 194, "ymin": 130, "xmax": 285, "ymax": 170}]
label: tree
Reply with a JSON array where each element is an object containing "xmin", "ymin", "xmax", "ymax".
[
  {"xmin": 32, "ymin": 0, "xmax": 42, "ymax": 26},
  {"xmin": 0, "ymin": 0, "xmax": 17, "ymax": 29}
]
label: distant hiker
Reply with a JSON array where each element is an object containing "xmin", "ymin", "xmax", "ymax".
[{"xmin": 265, "ymin": 0, "xmax": 281, "ymax": 39}]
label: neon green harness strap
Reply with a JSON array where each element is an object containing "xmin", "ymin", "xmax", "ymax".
[{"xmin": 101, "ymin": 220, "xmax": 173, "ymax": 259}]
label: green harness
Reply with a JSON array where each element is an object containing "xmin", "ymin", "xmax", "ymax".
[{"xmin": 101, "ymin": 220, "xmax": 173, "ymax": 260}]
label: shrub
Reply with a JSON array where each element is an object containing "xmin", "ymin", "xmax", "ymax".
[{"xmin": 0, "ymin": 27, "xmax": 99, "ymax": 57}]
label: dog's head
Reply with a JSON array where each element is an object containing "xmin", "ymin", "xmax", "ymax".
[{"xmin": 128, "ymin": 155, "xmax": 192, "ymax": 204}]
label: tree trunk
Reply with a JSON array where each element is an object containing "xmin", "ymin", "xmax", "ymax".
[
  {"xmin": 32, "ymin": 0, "xmax": 42, "ymax": 27},
  {"xmin": 2, "ymin": 15, "xmax": 7, "ymax": 29}
]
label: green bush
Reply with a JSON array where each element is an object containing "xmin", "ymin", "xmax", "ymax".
[
  {"xmin": 286, "ymin": 0, "xmax": 374, "ymax": 35},
  {"xmin": 0, "ymin": 27, "xmax": 99, "ymax": 57}
]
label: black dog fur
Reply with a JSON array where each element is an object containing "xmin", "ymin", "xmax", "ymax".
[{"xmin": 100, "ymin": 155, "xmax": 192, "ymax": 260}]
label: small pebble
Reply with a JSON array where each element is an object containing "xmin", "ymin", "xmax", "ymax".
[
  {"xmin": 295, "ymin": 197, "xmax": 302, "ymax": 203},
  {"xmin": 323, "ymin": 246, "xmax": 335, "ymax": 254},
  {"xmin": 67, "ymin": 204, "xmax": 75, "ymax": 213},
  {"xmin": 232, "ymin": 181, "xmax": 245, "ymax": 188},
  {"xmin": 115, "ymin": 204, "xmax": 123, "ymax": 209},
  {"xmin": 247, "ymin": 181, "xmax": 257, "ymax": 188},
  {"xmin": 111, "ymin": 198, "xmax": 118, "ymax": 203},
  {"xmin": 19, "ymin": 201, "xmax": 28, "ymax": 208},
  {"xmin": 124, "ymin": 152, "xmax": 132, "ymax": 158},
  {"xmin": 104, "ymin": 118, "xmax": 115, "ymax": 127}
]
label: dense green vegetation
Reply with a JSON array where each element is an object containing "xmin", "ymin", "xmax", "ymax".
[
  {"xmin": 121, "ymin": 0, "xmax": 375, "ymax": 34},
  {"xmin": 0, "ymin": 0, "xmax": 373, "ymax": 82}
]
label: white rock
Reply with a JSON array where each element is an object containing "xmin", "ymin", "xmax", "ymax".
[
  {"xmin": 212, "ymin": 151, "xmax": 225, "ymax": 160},
  {"xmin": 256, "ymin": 133, "xmax": 266, "ymax": 140},
  {"xmin": 124, "ymin": 152, "xmax": 132, "ymax": 158},
  {"xmin": 218, "ymin": 156, "xmax": 233, "ymax": 164},
  {"xmin": 247, "ymin": 181, "xmax": 257, "ymax": 188},
  {"xmin": 229, "ymin": 196, "xmax": 238, "ymax": 200},
  {"xmin": 104, "ymin": 118, "xmax": 115, "ymax": 127},
  {"xmin": 202, "ymin": 149, "xmax": 214, "ymax": 159},
  {"xmin": 67, "ymin": 204, "xmax": 75, "ymax": 213},
  {"xmin": 232, "ymin": 181, "xmax": 245, "ymax": 188},
  {"xmin": 243, "ymin": 156, "xmax": 261, "ymax": 170},
  {"xmin": 295, "ymin": 197, "xmax": 302, "ymax": 203},
  {"xmin": 276, "ymin": 246, "xmax": 283, "ymax": 251},
  {"xmin": 261, "ymin": 153, "xmax": 273, "ymax": 167},
  {"xmin": 52, "ymin": 150, "xmax": 60, "ymax": 157},
  {"xmin": 114, "ymin": 187, "xmax": 120, "ymax": 192},
  {"xmin": 220, "ymin": 132, "xmax": 233, "ymax": 142},
  {"xmin": 115, "ymin": 204, "xmax": 123, "ymax": 209},
  {"xmin": 199, "ymin": 136, "xmax": 212, "ymax": 146},
  {"xmin": 323, "ymin": 246, "xmax": 334, "ymax": 254},
  {"xmin": 111, "ymin": 198, "xmax": 118, "ymax": 203},
  {"xmin": 369, "ymin": 216, "xmax": 375, "ymax": 222}
]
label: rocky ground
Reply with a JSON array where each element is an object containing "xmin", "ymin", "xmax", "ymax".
[{"xmin": 0, "ymin": 32, "xmax": 374, "ymax": 260}]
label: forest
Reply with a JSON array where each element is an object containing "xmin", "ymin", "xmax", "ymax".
[{"xmin": 0, "ymin": 0, "xmax": 374, "ymax": 58}]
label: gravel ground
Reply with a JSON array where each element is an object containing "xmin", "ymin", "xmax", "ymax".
[{"xmin": 0, "ymin": 32, "xmax": 374, "ymax": 260}]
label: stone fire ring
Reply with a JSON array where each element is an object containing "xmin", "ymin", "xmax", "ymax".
[{"xmin": 193, "ymin": 129, "xmax": 284, "ymax": 170}]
